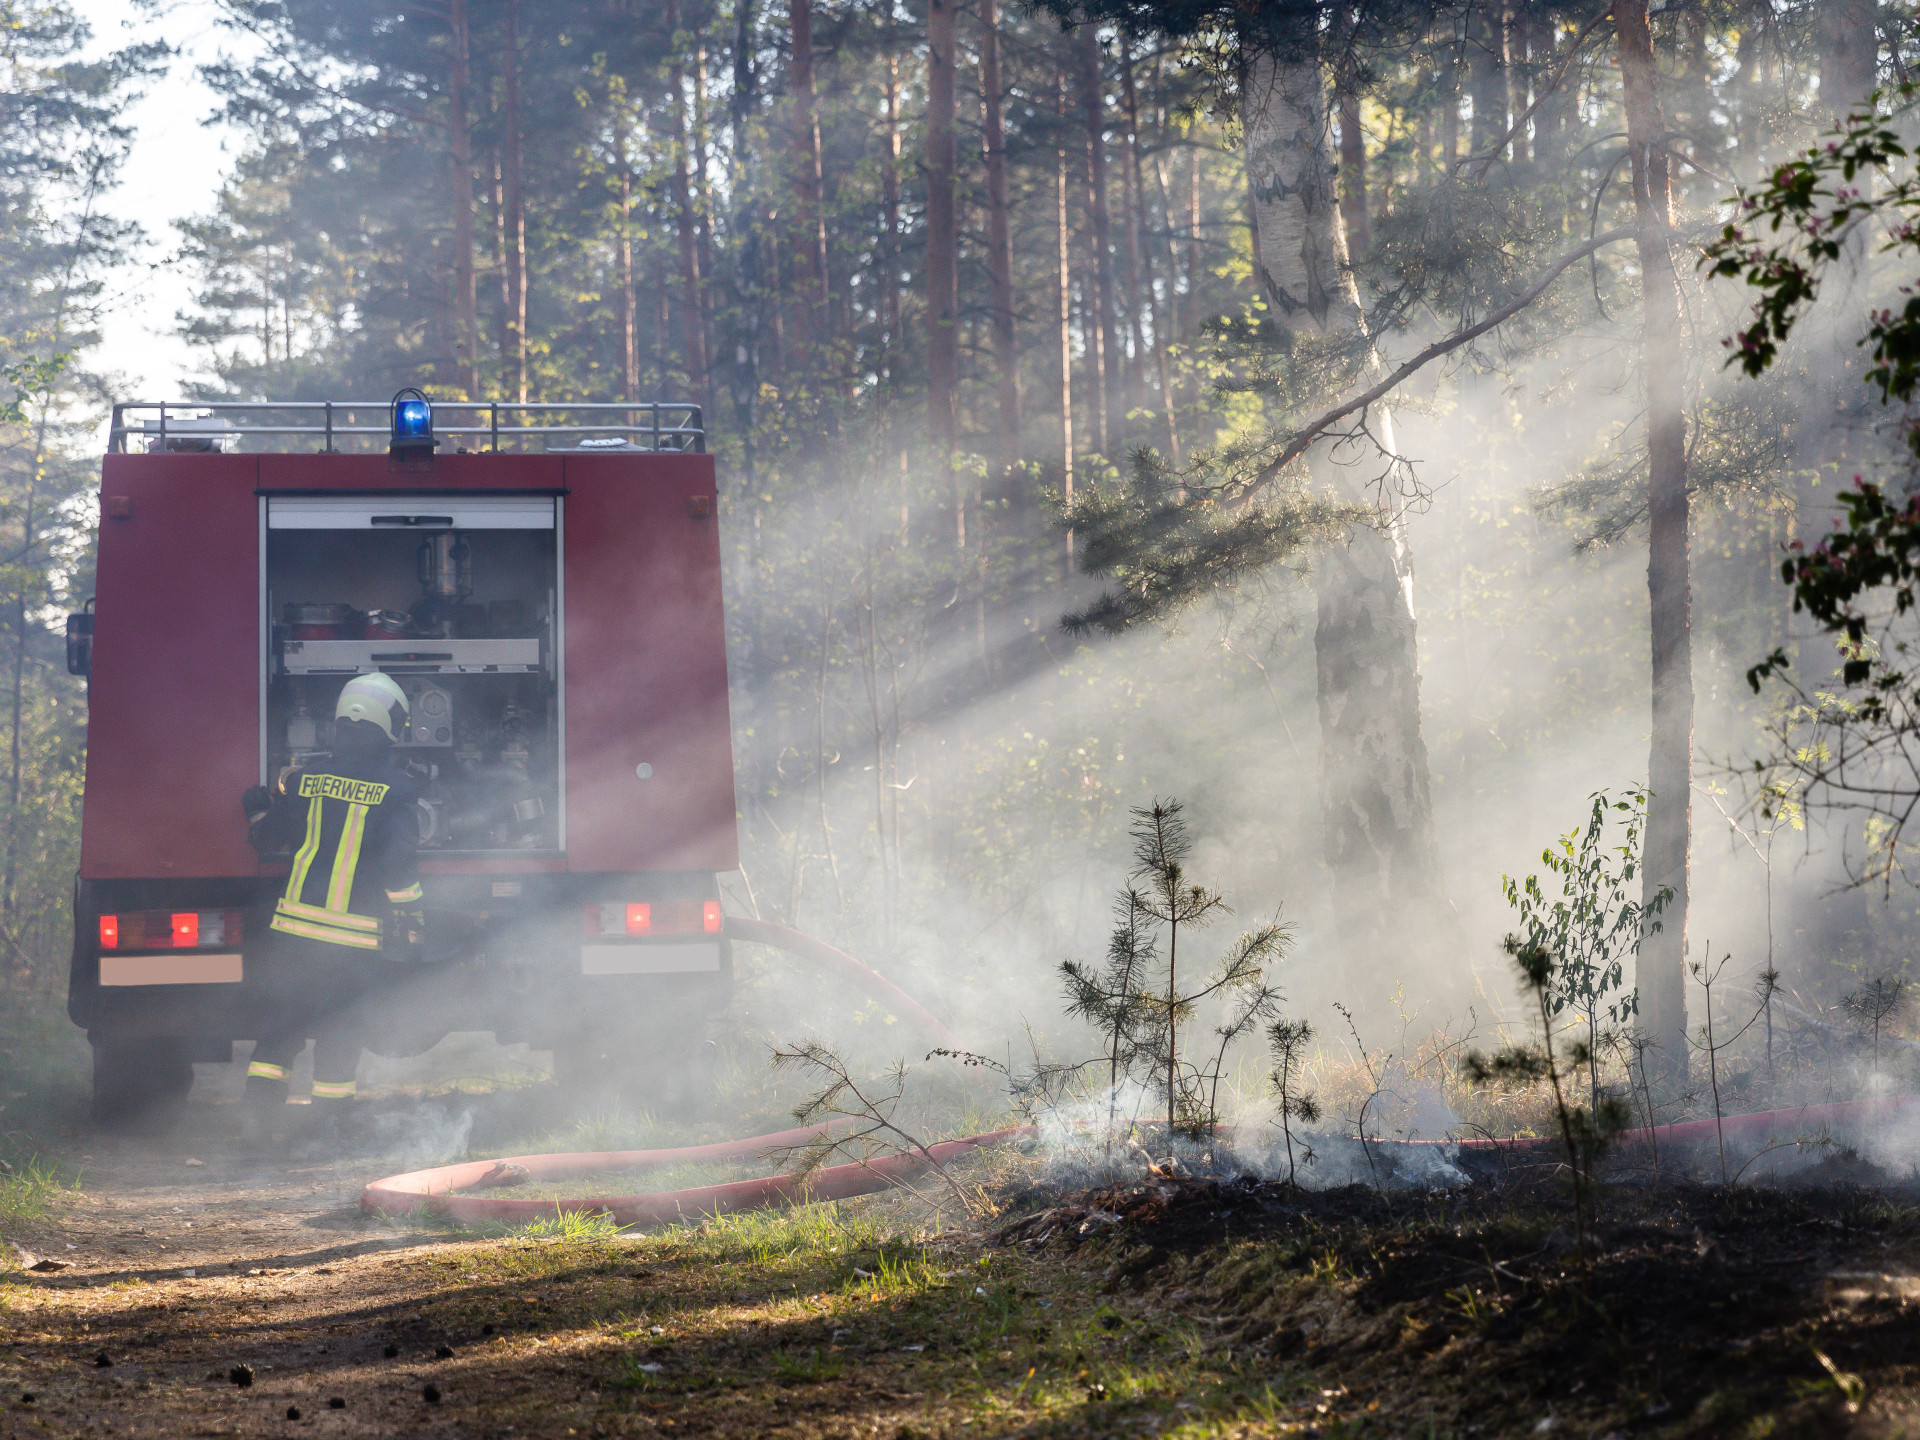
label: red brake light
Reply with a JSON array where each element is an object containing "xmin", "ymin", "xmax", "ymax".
[
  {"xmin": 98, "ymin": 915, "xmax": 118, "ymax": 949},
  {"xmin": 172, "ymin": 913, "xmax": 199, "ymax": 947},
  {"xmin": 626, "ymin": 903, "xmax": 652, "ymax": 936},
  {"xmin": 703, "ymin": 900, "xmax": 722, "ymax": 934}
]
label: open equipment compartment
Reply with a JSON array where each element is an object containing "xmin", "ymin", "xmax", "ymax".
[{"xmin": 262, "ymin": 493, "xmax": 562, "ymax": 854}]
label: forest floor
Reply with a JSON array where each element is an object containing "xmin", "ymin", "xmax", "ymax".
[{"xmin": 0, "ymin": 1087, "xmax": 1913, "ymax": 1438}]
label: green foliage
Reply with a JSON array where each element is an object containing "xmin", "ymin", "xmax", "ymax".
[
  {"xmin": 1500, "ymin": 789, "xmax": 1671, "ymax": 1094},
  {"xmin": 1703, "ymin": 84, "xmax": 1920, "ymax": 418}
]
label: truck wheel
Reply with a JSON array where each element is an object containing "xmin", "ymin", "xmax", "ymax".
[{"xmin": 90, "ymin": 1038, "xmax": 193, "ymax": 1130}]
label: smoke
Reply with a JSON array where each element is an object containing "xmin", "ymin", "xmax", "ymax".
[{"xmin": 367, "ymin": 1101, "xmax": 474, "ymax": 1170}]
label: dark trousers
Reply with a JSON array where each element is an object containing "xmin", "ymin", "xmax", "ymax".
[{"xmin": 244, "ymin": 935, "xmax": 381, "ymax": 1110}]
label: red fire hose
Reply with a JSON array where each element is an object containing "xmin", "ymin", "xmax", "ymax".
[{"xmin": 358, "ymin": 922, "xmax": 1920, "ymax": 1225}]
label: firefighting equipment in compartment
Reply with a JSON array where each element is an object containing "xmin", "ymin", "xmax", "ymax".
[
  {"xmin": 333, "ymin": 672, "xmax": 410, "ymax": 744},
  {"xmin": 248, "ymin": 740, "xmax": 423, "ymax": 954}
]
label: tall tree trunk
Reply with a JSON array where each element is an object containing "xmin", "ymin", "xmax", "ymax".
[
  {"xmin": 1820, "ymin": 0, "xmax": 1879, "ymax": 117},
  {"xmin": 1122, "ymin": 44, "xmax": 1179, "ymax": 463},
  {"xmin": 1508, "ymin": 10, "xmax": 1530, "ymax": 164},
  {"xmin": 1077, "ymin": 23, "xmax": 1119, "ymax": 454},
  {"xmin": 620, "ymin": 158, "xmax": 638, "ymax": 401},
  {"xmin": 668, "ymin": 0, "xmax": 710, "ymax": 411},
  {"xmin": 1615, "ymin": 0, "xmax": 1691, "ymax": 1077},
  {"xmin": 692, "ymin": 35, "xmax": 718, "ymax": 376},
  {"xmin": 926, "ymin": 0, "xmax": 961, "ymax": 533},
  {"xmin": 788, "ymin": 0, "xmax": 828, "ymax": 358},
  {"xmin": 1440, "ymin": 48, "xmax": 1459, "ymax": 164},
  {"xmin": 731, "ymin": 0, "xmax": 762, "ymax": 491},
  {"xmin": 1056, "ymin": 75, "xmax": 1076, "ymax": 571},
  {"xmin": 1337, "ymin": 87, "xmax": 1370, "ymax": 258},
  {"xmin": 504, "ymin": 0, "xmax": 528, "ymax": 402},
  {"xmin": 1467, "ymin": 3, "xmax": 1508, "ymax": 158},
  {"xmin": 1244, "ymin": 46, "xmax": 1451, "ymax": 975},
  {"xmin": 447, "ymin": 0, "xmax": 479, "ymax": 397},
  {"xmin": 980, "ymin": 0, "xmax": 1019, "ymax": 475},
  {"xmin": 881, "ymin": 51, "xmax": 903, "ymax": 383}
]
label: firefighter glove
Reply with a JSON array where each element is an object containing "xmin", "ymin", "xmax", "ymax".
[
  {"xmin": 395, "ymin": 906, "xmax": 427, "ymax": 962},
  {"xmin": 241, "ymin": 784, "xmax": 271, "ymax": 822}
]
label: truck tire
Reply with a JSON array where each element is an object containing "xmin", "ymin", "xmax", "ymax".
[{"xmin": 90, "ymin": 1037, "xmax": 193, "ymax": 1129}]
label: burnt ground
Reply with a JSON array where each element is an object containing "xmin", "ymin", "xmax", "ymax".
[{"xmin": 0, "ymin": 1100, "xmax": 1917, "ymax": 1437}]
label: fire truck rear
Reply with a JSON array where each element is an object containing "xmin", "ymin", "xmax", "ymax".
[{"xmin": 65, "ymin": 399, "xmax": 737, "ymax": 1121}]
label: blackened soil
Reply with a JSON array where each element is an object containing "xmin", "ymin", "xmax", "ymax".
[{"xmin": 993, "ymin": 1157, "xmax": 1920, "ymax": 1437}]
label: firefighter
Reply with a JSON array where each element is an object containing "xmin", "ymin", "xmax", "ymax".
[{"xmin": 238, "ymin": 673, "xmax": 426, "ymax": 1145}]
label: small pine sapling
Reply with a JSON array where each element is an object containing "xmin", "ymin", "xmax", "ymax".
[
  {"xmin": 1267, "ymin": 1018, "xmax": 1320, "ymax": 1186},
  {"xmin": 1125, "ymin": 800, "xmax": 1287, "ymax": 1147},
  {"xmin": 1060, "ymin": 888, "xmax": 1159, "ymax": 1146},
  {"xmin": 1843, "ymin": 976, "xmax": 1909, "ymax": 1078},
  {"xmin": 1464, "ymin": 936, "xmax": 1629, "ymax": 1262}
]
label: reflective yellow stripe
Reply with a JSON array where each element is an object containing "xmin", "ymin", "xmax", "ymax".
[
  {"xmin": 276, "ymin": 896, "xmax": 381, "ymax": 933},
  {"xmin": 283, "ymin": 796, "xmax": 324, "ymax": 905},
  {"xmin": 326, "ymin": 801, "xmax": 369, "ymax": 913},
  {"xmin": 386, "ymin": 882, "xmax": 423, "ymax": 903},
  {"xmin": 270, "ymin": 914, "xmax": 383, "ymax": 950},
  {"xmin": 246, "ymin": 1061, "xmax": 287, "ymax": 1080},
  {"xmin": 310, "ymin": 1080, "xmax": 357, "ymax": 1099}
]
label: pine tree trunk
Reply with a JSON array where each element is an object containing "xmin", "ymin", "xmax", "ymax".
[
  {"xmin": 667, "ymin": 0, "xmax": 710, "ymax": 409},
  {"xmin": 788, "ymin": 0, "xmax": 828, "ymax": 356},
  {"xmin": 504, "ymin": 0, "xmax": 528, "ymax": 403},
  {"xmin": 980, "ymin": 0, "xmax": 1019, "ymax": 475},
  {"xmin": 1468, "ymin": 4, "xmax": 1508, "ymax": 158},
  {"xmin": 1819, "ymin": 0, "xmax": 1879, "ymax": 117},
  {"xmin": 1615, "ymin": 0, "xmax": 1691, "ymax": 1076},
  {"xmin": 1243, "ymin": 46, "xmax": 1452, "ymax": 972},
  {"xmin": 1055, "ymin": 76, "xmax": 1076, "ymax": 573},
  {"xmin": 925, "ymin": 0, "xmax": 960, "ymax": 477},
  {"xmin": 1078, "ymin": 24, "xmax": 1119, "ymax": 453},
  {"xmin": 1121, "ymin": 45, "xmax": 1179, "ymax": 463},
  {"xmin": 447, "ymin": 0, "xmax": 479, "ymax": 398},
  {"xmin": 881, "ymin": 52, "xmax": 903, "ymax": 382}
]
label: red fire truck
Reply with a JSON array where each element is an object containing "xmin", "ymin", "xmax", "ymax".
[{"xmin": 65, "ymin": 398, "xmax": 738, "ymax": 1121}]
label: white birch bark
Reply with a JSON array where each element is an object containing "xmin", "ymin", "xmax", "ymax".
[{"xmin": 1243, "ymin": 48, "xmax": 1454, "ymax": 973}]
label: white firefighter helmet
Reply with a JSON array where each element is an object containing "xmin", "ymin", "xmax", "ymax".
[{"xmin": 334, "ymin": 672, "xmax": 410, "ymax": 742}]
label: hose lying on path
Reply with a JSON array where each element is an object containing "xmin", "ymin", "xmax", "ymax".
[{"xmin": 357, "ymin": 923, "xmax": 1920, "ymax": 1224}]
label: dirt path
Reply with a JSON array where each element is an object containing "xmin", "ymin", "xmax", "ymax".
[{"xmin": 0, "ymin": 1105, "xmax": 494, "ymax": 1437}]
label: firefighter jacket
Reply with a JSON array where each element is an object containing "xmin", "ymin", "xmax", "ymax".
[{"xmin": 248, "ymin": 750, "xmax": 422, "ymax": 953}]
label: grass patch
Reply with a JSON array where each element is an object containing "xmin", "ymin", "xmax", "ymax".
[{"xmin": 0, "ymin": 1155, "xmax": 79, "ymax": 1231}]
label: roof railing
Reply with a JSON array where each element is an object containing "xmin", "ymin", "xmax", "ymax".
[{"xmin": 107, "ymin": 400, "xmax": 705, "ymax": 456}]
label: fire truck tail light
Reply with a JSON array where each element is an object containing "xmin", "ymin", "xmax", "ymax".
[
  {"xmin": 581, "ymin": 900, "xmax": 722, "ymax": 939},
  {"xmin": 98, "ymin": 910, "xmax": 240, "ymax": 951}
]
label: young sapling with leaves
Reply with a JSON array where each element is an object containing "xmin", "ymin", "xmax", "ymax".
[{"xmin": 1502, "ymin": 789, "xmax": 1672, "ymax": 1101}]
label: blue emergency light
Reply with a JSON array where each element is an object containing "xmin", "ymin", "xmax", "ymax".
[{"xmin": 389, "ymin": 387, "xmax": 438, "ymax": 457}]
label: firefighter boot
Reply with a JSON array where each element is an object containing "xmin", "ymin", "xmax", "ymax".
[{"xmin": 240, "ymin": 1062, "xmax": 291, "ymax": 1149}]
